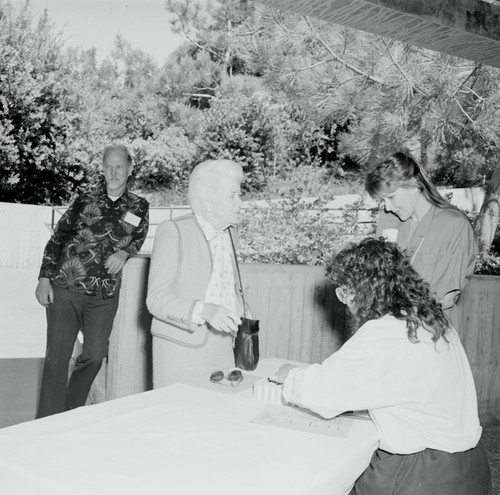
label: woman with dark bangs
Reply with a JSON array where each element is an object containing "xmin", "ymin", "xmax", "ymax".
[
  {"xmin": 277, "ymin": 238, "xmax": 491, "ymax": 495},
  {"xmin": 365, "ymin": 150, "xmax": 477, "ymax": 328}
]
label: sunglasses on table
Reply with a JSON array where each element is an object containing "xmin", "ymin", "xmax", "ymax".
[{"xmin": 209, "ymin": 369, "xmax": 244, "ymax": 387}]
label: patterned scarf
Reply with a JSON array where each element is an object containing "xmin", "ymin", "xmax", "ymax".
[{"xmin": 196, "ymin": 215, "xmax": 242, "ymax": 319}]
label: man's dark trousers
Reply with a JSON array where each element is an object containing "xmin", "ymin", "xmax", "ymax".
[{"xmin": 36, "ymin": 285, "xmax": 119, "ymax": 418}]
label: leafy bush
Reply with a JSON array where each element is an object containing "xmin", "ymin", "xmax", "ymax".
[
  {"xmin": 0, "ymin": 3, "xmax": 85, "ymax": 204},
  {"xmin": 130, "ymin": 127, "xmax": 198, "ymax": 191},
  {"xmin": 245, "ymin": 166, "xmax": 363, "ymax": 200},
  {"xmin": 474, "ymin": 223, "xmax": 500, "ymax": 275},
  {"xmin": 238, "ymin": 197, "xmax": 377, "ymax": 265},
  {"xmin": 197, "ymin": 92, "xmax": 343, "ymax": 192},
  {"xmin": 474, "ymin": 252, "xmax": 500, "ymax": 276},
  {"xmin": 430, "ymin": 141, "xmax": 495, "ymax": 188},
  {"xmin": 197, "ymin": 93, "xmax": 274, "ymax": 191}
]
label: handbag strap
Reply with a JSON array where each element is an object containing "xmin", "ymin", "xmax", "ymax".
[{"xmin": 228, "ymin": 228, "xmax": 248, "ymax": 318}]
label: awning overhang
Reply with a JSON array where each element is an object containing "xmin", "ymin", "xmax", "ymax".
[{"xmin": 259, "ymin": 0, "xmax": 500, "ymax": 68}]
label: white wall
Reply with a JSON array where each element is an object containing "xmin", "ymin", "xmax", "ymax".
[{"xmin": 0, "ymin": 203, "xmax": 53, "ymax": 269}]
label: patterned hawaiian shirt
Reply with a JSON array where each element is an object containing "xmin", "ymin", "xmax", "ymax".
[{"xmin": 39, "ymin": 185, "xmax": 149, "ymax": 298}]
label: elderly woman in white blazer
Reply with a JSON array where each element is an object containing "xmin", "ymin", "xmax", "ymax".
[{"xmin": 147, "ymin": 160, "xmax": 245, "ymax": 387}]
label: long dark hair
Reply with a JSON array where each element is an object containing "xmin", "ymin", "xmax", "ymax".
[
  {"xmin": 365, "ymin": 151, "xmax": 453, "ymax": 209},
  {"xmin": 326, "ymin": 238, "xmax": 450, "ymax": 343}
]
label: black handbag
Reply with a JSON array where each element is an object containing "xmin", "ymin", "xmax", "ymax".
[{"xmin": 229, "ymin": 230, "xmax": 260, "ymax": 371}]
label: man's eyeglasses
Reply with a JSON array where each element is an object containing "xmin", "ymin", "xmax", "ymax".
[{"xmin": 209, "ymin": 369, "xmax": 243, "ymax": 387}]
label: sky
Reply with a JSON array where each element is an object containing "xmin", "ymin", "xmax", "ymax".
[{"xmin": 27, "ymin": 0, "xmax": 185, "ymax": 64}]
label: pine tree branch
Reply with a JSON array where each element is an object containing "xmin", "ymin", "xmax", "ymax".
[
  {"xmin": 303, "ymin": 16, "xmax": 383, "ymax": 85},
  {"xmin": 380, "ymin": 39, "xmax": 428, "ymax": 97},
  {"xmin": 450, "ymin": 64, "xmax": 481, "ymax": 99},
  {"xmin": 451, "ymin": 65, "xmax": 492, "ymax": 144},
  {"xmin": 168, "ymin": 2, "xmax": 222, "ymax": 62},
  {"xmin": 284, "ymin": 57, "xmax": 335, "ymax": 75},
  {"xmin": 184, "ymin": 33, "xmax": 223, "ymax": 61},
  {"xmin": 336, "ymin": 75, "xmax": 365, "ymax": 87},
  {"xmin": 182, "ymin": 92, "xmax": 214, "ymax": 99},
  {"xmin": 453, "ymin": 97, "xmax": 475, "ymax": 123},
  {"xmin": 459, "ymin": 87, "xmax": 484, "ymax": 103},
  {"xmin": 235, "ymin": 28, "xmax": 264, "ymax": 37},
  {"xmin": 268, "ymin": 10, "xmax": 313, "ymax": 38}
]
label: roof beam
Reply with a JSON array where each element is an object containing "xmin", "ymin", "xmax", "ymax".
[{"xmin": 260, "ymin": 0, "xmax": 500, "ymax": 68}]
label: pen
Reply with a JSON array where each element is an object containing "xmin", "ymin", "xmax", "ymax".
[{"xmin": 267, "ymin": 377, "xmax": 283, "ymax": 385}]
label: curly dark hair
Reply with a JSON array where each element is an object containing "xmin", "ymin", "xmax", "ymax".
[{"xmin": 326, "ymin": 237, "xmax": 450, "ymax": 343}]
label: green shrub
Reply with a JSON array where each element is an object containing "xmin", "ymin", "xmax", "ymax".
[
  {"xmin": 238, "ymin": 197, "xmax": 377, "ymax": 265},
  {"xmin": 0, "ymin": 4, "xmax": 86, "ymax": 204},
  {"xmin": 197, "ymin": 93, "xmax": 274, "ymax": 191},
  {"xmin": 474, "ymin": 252, "xmax": 500, "ymax": 276},
  {"xmin": 430, "ymin": 140, "xmax": 495, "ymax": 188},
  {"xmin": 245, "ymin": 167, "xmax": 363, "ymax": 200},
  {"xmin": 197, "ymin": 92, "xmax": 343, "ymax": 192},
  {"xmin": 130, "ymin": 127, "xmax": 198, "ymax": 191}
]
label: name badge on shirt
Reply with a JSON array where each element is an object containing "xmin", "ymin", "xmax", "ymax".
[{"xmin": 123, "ymin": 212, "xmax": 141, "ymax": 227}]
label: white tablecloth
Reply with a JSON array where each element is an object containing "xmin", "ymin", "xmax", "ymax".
[{"xmin": 0, "ymin": 359, "xmax": 379, "ymax": 495}]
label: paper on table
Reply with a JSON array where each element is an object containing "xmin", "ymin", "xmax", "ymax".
[{"xmin": 251, "ymin": 404, "xmax": 353, "ymax": 438}]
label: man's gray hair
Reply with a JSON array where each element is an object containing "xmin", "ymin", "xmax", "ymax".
[
  {"xmin": 188, "ymin": 159, "xmax": 244, "ymax": 204},
  {"xmin": 103, "ymin": 144, "xmax": 133, "ymax": 166}
]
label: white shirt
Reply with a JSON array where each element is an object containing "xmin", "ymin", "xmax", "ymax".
[{"xmin": 283, "ymin": 315, "xmax": 481, "ymax": 454}]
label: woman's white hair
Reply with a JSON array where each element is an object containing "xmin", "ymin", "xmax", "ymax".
[{"xmin": 188, "ymin": 159, "xmax": 244, "ymax": 206}]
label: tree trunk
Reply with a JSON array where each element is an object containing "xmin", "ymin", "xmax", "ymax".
[
  {"xmin": 225, "ymin": 17, "xmax": 233, "ymax": 77},
  {"xmin": 475, "ymin": 162, "xmax": 500, "ymax": 253}
]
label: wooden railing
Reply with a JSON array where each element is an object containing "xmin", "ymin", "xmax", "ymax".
[
  {"xmin": 103, "ymin": 256, "xmax": 500, "ymax": 422},
  {"xmin": 453, "ymin": 275, "xmax": 500, "ymax": 421}
]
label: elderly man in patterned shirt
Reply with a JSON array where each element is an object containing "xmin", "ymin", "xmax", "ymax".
[{"xmin": 35, "ymin": 144, "xmax": 149, "ymax": 418}]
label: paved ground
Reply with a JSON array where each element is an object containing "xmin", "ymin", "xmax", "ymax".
[
  {"xmin": 0, "ymin": 358, "xmax": 43, "ymax": 427},
  {"xmin": 0, "ymin": 267, "xmax": 46, "ymax": 357}
]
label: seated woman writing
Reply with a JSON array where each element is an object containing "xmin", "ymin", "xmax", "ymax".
[{"xmin": 277, "ymin": 238, "xmax": 491, "ymax": 495}]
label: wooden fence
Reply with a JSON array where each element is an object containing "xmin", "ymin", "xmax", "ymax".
[
  {"xmin": 102, "ymin": 257, "xmax": 500, "ymax": 422},
  {"xmin": 454, "ymin": 275, "xmax": 500, "ymax": 420}
]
